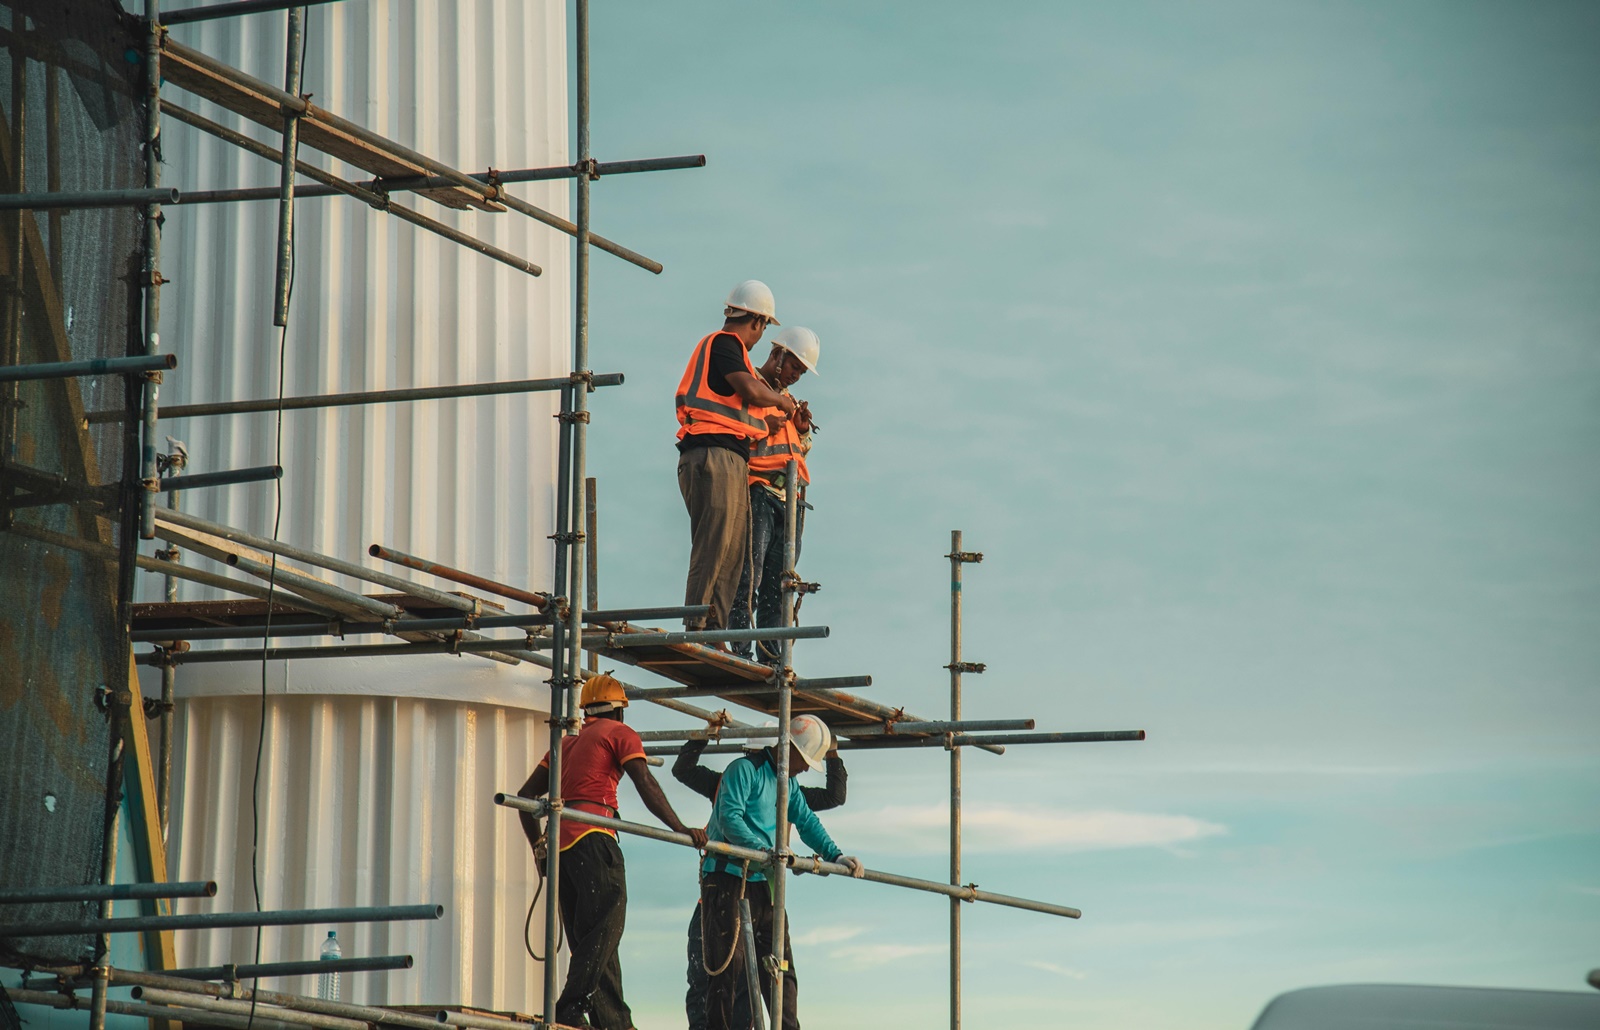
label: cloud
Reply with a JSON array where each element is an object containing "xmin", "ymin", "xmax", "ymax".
[
  {"xmin": 825, "ymin": 804, "xmax": 1227, "ymax": 855},
  {"xmin": 793, "ymin": 924, "xmax": 867, "ymax": 947},
  {"xmin": 830, "ymin": 943, "xmax": 946, "ymax": 967},
  {"xmin": 1025, "ymin": 961, "xmax": 1087, "ymax": 980}
]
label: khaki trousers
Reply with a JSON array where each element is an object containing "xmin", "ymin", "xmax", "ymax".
[{"xmin": 678, "ymin": 445, "xmax": 751, "ymax": 630}]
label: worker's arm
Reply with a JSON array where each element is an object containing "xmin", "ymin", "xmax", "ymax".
[
  {"xmin": 787, "ymin": 786, "xmax": 842, "ymax": 863},
  {"xmin": 725, "ymin": 370, "xmax": 796, "ymax": 415},
  {"xmin": 800, "ymin": 752, "xmax": 847, "ymax": 812},
  {"xmin": 624, "ymin": 758, "xmax": 708, "ymax": 848},
  {"xmin": 516, "ymin": 763, "xmax": 550, "ymax": 852},
  {"xmin": 712, "ymin": 758, "xmax": 774, "ymax": 854},
  {"xmin": 672, "ymin": 738, "xmax": 723, "ymax": 801}
]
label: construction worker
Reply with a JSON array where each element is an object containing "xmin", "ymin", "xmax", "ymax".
[
  {"xmin": 676, "ymin": 280, "xmax": 798, "ymax": 634},
  {"xmin": 516, "ymin": 674, "xmax": 709, "ymax": 1030},
  {"xmin": 674, "ymin": 732, "xmax": 848, "ymax": 1030},
  {"xmin": 728, "ymin": 327, "xmax": 820, "ymax": 663},
  {"xmin": 699, "ymin": 714, "xmax": 864, "ymax": 1030}
]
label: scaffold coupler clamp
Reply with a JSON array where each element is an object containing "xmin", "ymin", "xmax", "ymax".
[
  {"xmin": 947, "ymin": 550, "xmax": 984, "ymax": 564},
  {"xmin": 569, "ymin": 369, "xmax": 595, "ymax": 391},
  {"xmin": 945, "ymin": 661, "xmax": 986, "ymax": 674}
]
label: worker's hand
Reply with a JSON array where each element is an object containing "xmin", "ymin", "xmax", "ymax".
[
  {"xmin": 763, "ymin": 412, "xmax": 790, "ymax": 433},
  {"xmin": 533, "ymin": 834, "xmax": 548, "ymax": 866},
  {"xmin": 686, "ymin": 826, "xmax": 709, "ymax": 850},
  {"xmin": 776, "ymin": 393, "xmax": 798, "ymax": 417},
  {"xmin": 793, "ymin": 400, "xmax": 813, "ymax": 434},
  {"xmin": 839, "ymin": 855, "xmax": 865, "ymax": 878}
]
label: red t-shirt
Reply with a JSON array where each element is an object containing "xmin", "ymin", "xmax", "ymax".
[{"xmin": 536, "ymin": 717, "xmax": 646, "ymax": 851}]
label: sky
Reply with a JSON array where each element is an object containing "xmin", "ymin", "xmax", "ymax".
[{"xmin": 562, "ymin": 1, "xmax": 1600, "ymax": 1028}]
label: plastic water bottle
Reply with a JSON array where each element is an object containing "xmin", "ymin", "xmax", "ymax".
[{"xmin": 318, "ymin": 930, "xmax": 341, "ymax": 1001}]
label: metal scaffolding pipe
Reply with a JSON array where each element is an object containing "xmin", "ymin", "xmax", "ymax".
[
  {"xmin": 128, "ymin": 605, "xmax": 706, "ymax": 643},
  {"xmin": 632, "ymin": 719, "xmax": 1034, "ymax": 744},
  {"xmin": 89, "ymin": 370, "xmax": 623, "ymax": 423},
  {"xmin": 156, "ymin": 464, "xmax": 281, "ymax": 491},
  {"xmin": 581, "ymin": 625, "xmax": 827, "ymax": 649},
  {"xmin": 0, "ymin": 880, "xmax": 216, "ymax": 905},
  {"xmin": 164, "ymin": 38, "xmax": 500, "ymax": 208},
  {"xmin": 159, "ymin": 102, "xmax": 540, "ymax": 277},
  {"xmin": 0, "ymin": 903, "xmax": 442, "ymax": 938},
  {"xmin": 642, "ymin": 730, "xmax": 1143, "ymax": 756},
  {"xmin": 369, "ymin": 543, "xmax": 550, "ymax": 609},
  {"xmin": 136, "ymin": 637, "xmax": 537, "ymax": 666},
  {"xmin": 156, "ymin": 507, "xmax": 474, "ymax": 613},
  {"xmin": 271, "ymin": 3, "xmax": 306, "ymax": 327},
  {"xmin": 0, "ymin": 353, "xmax": 176, "ymax": 382},
  {"xmin": 0, "ymin": 187, "xmax": 179, "ymax": 210},
  {"xmin": 109, "ymin": 968, "xmax": 447, "ymax": 1030},
  {"xmin": 621, "ymin": 680, "xmax": 875, "ymax": 704},
  {"xmin": 159, "ymin": 954, "xmax": 413, "ymax": 981},
  {"xmin": 162, "ymin": 0, "xmax": 347, "ymax": 25},
  {"xmin": 137, "ymin": 988, "xmax": 368, "ymax": 1030},
  {"xmin": 494, "ymin": 796, "xmax": 1082, "ymax": 920},
  {"xmin": 6, "ymin": 987, "xmax": 308, "ymax": 1030}
]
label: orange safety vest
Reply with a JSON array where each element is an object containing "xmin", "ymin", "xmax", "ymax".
[
  {"xmin": 675, "ymin": 332, "xmax": 771, "ymax": 444},
  {"xmin": 748, "ymin": 405, "xmax": 810, "ymax": 488}
]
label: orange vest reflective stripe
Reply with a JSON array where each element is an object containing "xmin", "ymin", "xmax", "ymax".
[
  {"xmin": 675, "ymin": 331, "xmax": 770, "ymax": 443},
  {"xmin": 748, "ymin": 414, "xmax": 810, "ymax": 487}
]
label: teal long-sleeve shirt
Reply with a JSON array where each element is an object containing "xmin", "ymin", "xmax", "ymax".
[{"xmin": 702, "ymin": 749, "xmax": 842, "ymax": 882}]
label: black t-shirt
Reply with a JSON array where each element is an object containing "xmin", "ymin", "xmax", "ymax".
[{"xmin": 678, "ymin": 333, "xmax": 755, "ymax": 459}]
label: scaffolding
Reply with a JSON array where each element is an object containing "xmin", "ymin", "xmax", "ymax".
[{"xmin": 1, "ymin": 2, "xmax": 1147, "ymax": 1029}]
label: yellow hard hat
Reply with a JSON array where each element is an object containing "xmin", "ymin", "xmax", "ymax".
[{"xmin": 579, "ymin": 672, "xmax": 628, "ymax": 712}]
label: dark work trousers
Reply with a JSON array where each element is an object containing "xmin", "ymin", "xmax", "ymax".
[
  {"xmin": 686, "ymin": 903, "xmax": 752, "ymax": 1030},
  {"xmin": 555, "ymin": 832, "xmax": 632, "ymax": 1030},
  {"xmin": 729, "ymin": 486, "xmax": 804, "ymax": 662},
  {"xmin": 678, "ymin": 446, "xmax": 752, "ymax": 631},
  {"xmin": 702, "ymin": 871, "xmax": 798, "ymax": 1030}
]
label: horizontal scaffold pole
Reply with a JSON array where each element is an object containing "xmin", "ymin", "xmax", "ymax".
[
  {"xmin": 0, "ymin": 353, "xmax": 175, "ymax": 383},
  {"xmin": 137, "ymin": 628, "xmax": 819, "ymax": 666},
  {"xmin": 634, "ymin": 718, "xmax": 1036, "ymax": 743},
  {"xmin": 7, "ymin": 987, "xmax": 308, "ymax": 1030},
  {"xmin": 579, "ymin": 625, "xmax": 828, "ymax": 649},
  {"xmin": 157, "ymin": 464, "xmax": 281, "ymax": 492},
  {"xmin": 0, "ymin": 902, "xmax": 442, "ymax": 938},
  {"xmin": 0, "ymin": 188, "xmax": 180, "ymax": 211},
  {"xmin": 162, "ymin": 0, "xmax": 347, "ymax": 25},
  {"xmin": 0, "ymin": 881, "xmax": 216, "ymax": 905},
  {"xmin": 106, "ymin": 967, "xmax": 448, "ymax": 1030},
  {"xmin": 620, "ymin": 673, "xmax": 873, "ymax": 704},
  {"xmin": 87, "ymin": 371, "xmax": 624, "ymax": 423},
  {"xmin": 155, "ymin": 954, "xmax": 413, "ymax": 981},
  {"xmin": 130, "ymin": 605, "xmax": 706, "ymax": 643},
  {"xmin": 494, "ymin": 795, "xmax": 1081, "ymax": 920},
  {"xmin": 641, "ymin": 729, "xmax": 1147, "ymax": 757}
]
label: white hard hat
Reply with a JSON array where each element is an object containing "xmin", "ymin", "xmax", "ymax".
[
  {"xmin": 768, "ymin": 326, "xmax": 821, "ymax": 377},
  {"xmin": 725, "ymin": 280, "xmax": 779, "ymax": 324},
  {"xmin": 789, "ymin": 714, "xmax": 832, "ymax": 772}
]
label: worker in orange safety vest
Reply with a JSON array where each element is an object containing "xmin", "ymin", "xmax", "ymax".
[
  {"xmin": 675, "ymin": 280, "xmax": 797, "ymax": 633},
  {"xmin": 729, "ymin": 326, "xmax": 820, "ymax": 663}
]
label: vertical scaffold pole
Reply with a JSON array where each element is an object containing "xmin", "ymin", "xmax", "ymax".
[
  {"xmin": 566, "ymin": 0, "xmax": 591, "ymax": 728},
  {"xmin": 946, "ymin": 533, "xmax": 982, "ymax": 1030},
  {"xmin": 158, "ymin": 483, "xmax": 180, "ymax": 840},
  {"xmin": 542, "ymin": 0, "xmax": 592, "ymax": 1021},
  {"xmin": 271, "ymin": 6, "xmax": 305, "ymax": 327},
  {"xmin": 585, "ymin": 477, "xmax": 598, "ymax": 674},
  {"xmin": 770, "ymin": 458, "xmax": 799, "ymax": 1025},
  {"xmin": 88, "ymin": 714, "xmax": 127, "ymax": 1030},
  {"xmin": 949, "ymin": 529, "xmax": 964, "ymax": 1030},
  {"xmin": 3, "ymin": 15, "xmax": 26, "ymax": 472},
  {"xmin": 137, "ymin": 0, "xmax": 163, "ymax": 540}
]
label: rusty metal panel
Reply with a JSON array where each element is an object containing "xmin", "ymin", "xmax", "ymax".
[{"xmin": 0, "ymin": 0, "xmax": 144, "ymax": 966}]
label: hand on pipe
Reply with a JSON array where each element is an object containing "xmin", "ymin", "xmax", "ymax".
[{"xmin": 839, "ymin": 855, "xmax": 865, "ymax": 878}]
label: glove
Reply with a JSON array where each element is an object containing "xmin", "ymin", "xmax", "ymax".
[{"xmin": 838, "ymin": 855, "xmax": 865, "ymax": 878}]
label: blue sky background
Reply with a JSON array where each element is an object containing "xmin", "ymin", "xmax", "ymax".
[{"xmin": 565, "ymin": 2, "xmax": 1598, "ymax": 1027}]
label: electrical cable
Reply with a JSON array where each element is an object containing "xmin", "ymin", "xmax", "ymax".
[
  {"xmin": 246, "ymin": 15, "xmax": 308, "ymax": 1030},
  {"xmin": 521, "ymin": 845, "xmax": 562, "ymax": 963}
]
